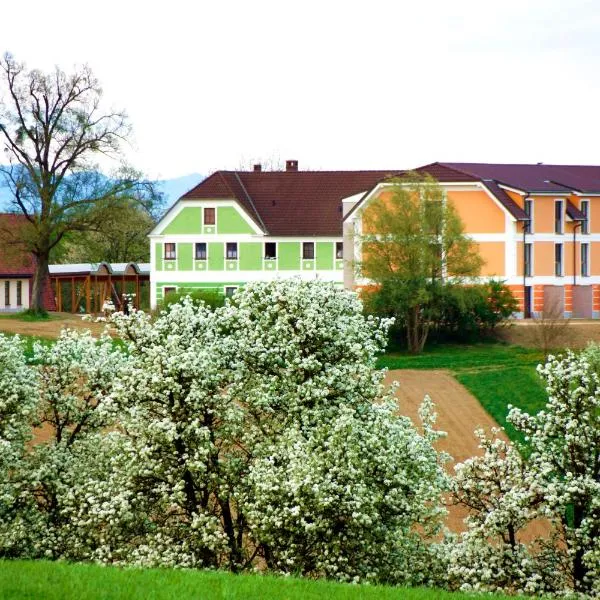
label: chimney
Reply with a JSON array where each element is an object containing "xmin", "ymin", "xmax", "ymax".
[
  {"xmin": 286, "ymin": 159, "xmax": 298, "ymax": 172},
  {"xmin": 253, "ymin": 163, "xmax": 262, "ymax": 172}
]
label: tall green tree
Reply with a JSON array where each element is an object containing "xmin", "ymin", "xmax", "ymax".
[
  {"xmin": 60, "ymin": 200, "xmax": 156, "ymax": 263},
  {"xmin": 359, "ymin": 172, "xmax": 483, "ymax": 353},
  {"xmin": 0, "ymin": 52, "xmax": 156, "ymax": 311}
]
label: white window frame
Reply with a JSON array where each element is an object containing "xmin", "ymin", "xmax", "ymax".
[
  {"xmin": 264, "ymin": 241, "xmax": 277, "ymax": 260},
  {"xmin": 226, "ymin": 242, "xmax": 238, "ymax": 260},
  {"xmin": 524, "ymin": 198, "xmax": 534, "ymax": 234},
  {"xmin": 335, "ymin": 241, "xmax": 343, "ymax": 260},
  {"xmin": 524, "ymin": 242, "xmax": 533, "ymax": 277},
  {"xmin": 195, "ymin": 242, "xmax": 208, "ymax": 260},
  {"xmin": 554, "ymin": 242, "xmax": 564, "ymax": 277},
  {"xmin": 581, "ymin": 242, "xmax": 590, "ymax": 277},
  {"xmin": 164, "ymin": 242, "xmax": 177, "ymax": 261},
  {"xmin": 555, "ymin": 199, "xmax": 564, "ymax": 235},
  {"xmin": 203, "ymin": 206, "xmax": 217, "ymax": 227},
  {"xmin": 581, "ymin": 199, "xmax": 590, "ymax": 235},
  {"xmin": 224, "ymin": 285, "xmax": 238, "ymax": 298},
  {"xmin": 302, "ymin": 241, "xmax": 315, "ymax": 260}
]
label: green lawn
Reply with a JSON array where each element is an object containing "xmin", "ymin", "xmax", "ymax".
[
  {"xmin": 0, "ymin": 310, "xmax": 53, "ymax": 322},
  {"xmin": 0, "ymin": 560, "xmax": 512, "ymax": 600},
  {"xmin": 378, "ymin": 344, "xmax": 550, "ymax": 444}
]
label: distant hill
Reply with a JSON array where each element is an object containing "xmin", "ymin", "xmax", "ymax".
[
  {"xmin": 156, "ymin": 173, "xmax": 204, "ymax": 206},
  {"xmin": 0, "ymin": 172, "xmax": 205, "ymax": 211}
]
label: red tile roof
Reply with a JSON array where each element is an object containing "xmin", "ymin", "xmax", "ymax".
[
  {"xmin": 0, "ymin": 213, "xmax": 56, "ymax": 311},
  {"xmin": 179, "ymin": 162, "xmax": 599, "ymax": 233},
  {"xmin": 182, "ymin": 170, "xmax": 403, "ymax": 235}
]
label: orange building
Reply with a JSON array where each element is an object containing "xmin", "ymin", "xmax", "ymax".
[{"xmin": 344, "ymin": 162, "xmax": 598, "ymax": 318}]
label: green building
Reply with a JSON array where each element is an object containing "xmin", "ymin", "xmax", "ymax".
[{"xmin": 149, "ymin": 160, "xmax": 396, "ymax": 308}]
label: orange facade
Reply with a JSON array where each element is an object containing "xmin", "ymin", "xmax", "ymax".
[{"xmin": 354, "ymin": 181, "xmax": 600, "ymax": 318}]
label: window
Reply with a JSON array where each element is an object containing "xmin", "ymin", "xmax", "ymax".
[
  {"xmin": 4, "ymin": 281, "xmax": 9, "ymax": 307},
  {"xmin": 581, "ymin": 200, "xmax": 590, "ymax": 235},
  {"xmin": 16, "ymin": 281, "xmax": 22, "ymax": 306},
  {"xmin": 524, "ymin": 198, "xmax": 533, "ymax": 233},
  {"xmin": 164, "ymin": 243, "xmax": 176, "ymax": 260},
  {"xmin": 581, "ymin": 243, "xmax": 590, "ymax": 277},
  {"xmin": 336, "ymin": 241, "xmax": 343, "ymax": 259},
  {"xmin": 302, "ymin": 242, "xmax": 315, "ymax": 260},
  {"xmin": 555, "ymin": 243, "xmax": 563, "ymax": 277},
  {"xmin": 163, "ymin": 286, "xmax": 176, "ymax": 298},
  {"xmin": 195, "ymin": 242, "xmax": 207, "ymax": 260},
  {"xmin": 226, "ymin": 242, "xmax": 238, "ymax": 260},
  {"xmin": 225, "ymin": 286, "xmax": 237, "ymax": 298},
  {"xmin": 555, "ymin": 200, "xmax": 563, "ymax": 234},
  {"xmin": 264, "ymin": 242, "xmax": 277, "ymax": 260},
  {"xmin": 204, "ymin": 207, "xmax": 215, "ymax": 226},
  {"xmin": 524, "ymin": 243, "xmax": 533, "ymax": 277}
]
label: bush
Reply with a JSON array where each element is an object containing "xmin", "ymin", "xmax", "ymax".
[
  {"xmin": 365, "ymin": 281, "xmax": 518, "ymax": 348},
  {"xmin": 434, "ymin": 282, "xmax": 518, "ymax": 343},
  {"xmin": 0, "ymin": 280, "xmax": 449, "ymax": 585},
  {"xmin": 159, "ymin": 288, "xmax": 225, "ymax": 311}
]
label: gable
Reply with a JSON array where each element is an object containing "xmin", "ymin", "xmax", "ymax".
[{"xmin": 154, "ymin": 200, "xmax": 263, "ymax": 236}]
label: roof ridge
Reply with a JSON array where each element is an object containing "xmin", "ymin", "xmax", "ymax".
[{"xmin": 233, "ymin": 172, "xmax": 268, "ymax": 234}]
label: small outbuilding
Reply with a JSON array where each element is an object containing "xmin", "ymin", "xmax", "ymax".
[{"xmin": 49, "ymin": 262, "xmax": 150, "ymax": 313}]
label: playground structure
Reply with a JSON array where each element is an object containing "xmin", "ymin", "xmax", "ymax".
[{"xmin": 49, "ymin": 262, "xmax": 150, "ymax": 314}]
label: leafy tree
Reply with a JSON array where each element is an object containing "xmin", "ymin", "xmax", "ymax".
[
  {"xmin": 0, "ymin": 52, "xmax": 156, "ymax": 311},
  {"xmin": 60, "ymin": 200, "xmax": 156, "ymax": 263},
  {"xmin": 359, "ymin": 172, "xmax": 483, "ymax": 352}
]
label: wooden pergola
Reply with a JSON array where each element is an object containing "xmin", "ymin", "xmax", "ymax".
[{"xmin": 49, "ymin": 262, "xmax": 150, "ymax": 314}]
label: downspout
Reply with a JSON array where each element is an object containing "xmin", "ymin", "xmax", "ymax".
[{"xmin": 523, "ymin": 195, "xmax": 530, "ymax": 316}]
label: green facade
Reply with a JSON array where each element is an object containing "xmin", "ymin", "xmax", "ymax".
[
  {"xmin": 156, "ymin": 240, "xmax": 344, "ymax": 272},
  {"xmin": 316, "ymin": 242, "xmax": 334, "ymax": 270},
  {"xmin": 217, "ymin": 207, "xmax": 255, "ymax": 234},
  {"xmin": 161, "ymin": 207, "xmax": 202, "ymax": 234},
  {"xmin": 239, "ymin": 243, "xmax": 262, "ymax": 271},
  {"xmin": 208, "ymin": 242, "xmax": 224, "ymax": 271},
  {"xmin": 278, "ymin": 242, "xmax": 301, "ymax": 270}
]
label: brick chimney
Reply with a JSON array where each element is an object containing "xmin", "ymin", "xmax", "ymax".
[
  {"xmin": 253, "ymin": 164, "xmax": 262, "ymax": 172},
  {"xmin": 286, "ymin": 159, "xmax": 298, "ymax": 172}
]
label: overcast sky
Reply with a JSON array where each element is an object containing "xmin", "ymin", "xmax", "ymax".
[{"xmin": 3, "ymin": 0, "xmax": 600, "ymax": 178}]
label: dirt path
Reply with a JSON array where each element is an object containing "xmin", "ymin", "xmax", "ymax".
[
  {"xmin": 0, "ymin": 313, "xmax": 107, "ymax": 338},
  {"xmin": 385, "ymin": 369, "xmax": 547, "ymax": 540}
]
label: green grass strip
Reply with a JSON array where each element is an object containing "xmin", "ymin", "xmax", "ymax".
[{"xmin": 0, "ymin": 560, "xmax": 513, "ymax": 600}]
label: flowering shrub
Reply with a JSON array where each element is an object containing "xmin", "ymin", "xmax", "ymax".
[
  {"xmin": 451, "ymin": 351, "xmax": 600, "ymax": 597},
  {"xmin": 0, "ymin": 280, "xmax": 451, "ymax": 584},
  {"xmin": 103, "ymin": 280, "xmax": 449, "ymax": 579}
]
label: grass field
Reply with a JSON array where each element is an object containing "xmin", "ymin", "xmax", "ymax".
[
  {"xmin": 378, "ymin": 343, "xmax": 550, "ymax": 444},
  {"xmin": 0, "ymin": 560, "xmax": 512, "ymax": 600}
]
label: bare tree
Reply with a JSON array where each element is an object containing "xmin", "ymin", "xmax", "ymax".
[
  {"xmin": 530, "ymin": 298, "xmax": 571, "ymax": 357},
  {"xmin": 0, "ymin": 52, "xmax": 154, "ymax": 312}
]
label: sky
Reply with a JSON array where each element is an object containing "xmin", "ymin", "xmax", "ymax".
[{"xmin": 3, "ymin": 0, "xmax": 600, "ymax": 179}]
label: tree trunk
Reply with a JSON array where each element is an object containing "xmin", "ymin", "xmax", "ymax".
[{"xmin": 31, "ymin": 251, "xmax": 50, "ymax": 313}]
